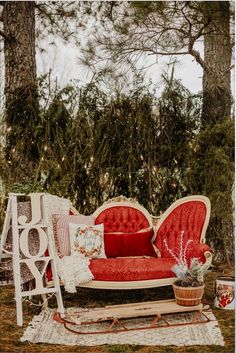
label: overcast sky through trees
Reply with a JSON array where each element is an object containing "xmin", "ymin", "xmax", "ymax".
[
  {"xmin": 37, "ymin": 36, "xmax": 205, "ymax": 95},
  {"xmin": 0, "ymin": 3, "xmax": 235, "ymax": 111}
]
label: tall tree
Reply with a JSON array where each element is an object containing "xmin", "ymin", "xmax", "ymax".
[
  {"xmin": 1, "ymin": 1, "xmax": 81, "ymax": 102},
  {"xmin": 2, "ymin": 2, "xmax": 39, "ymax": 177},
  {"xmin": 188, "ymin": 2, "xmax": 234, "ymax": 264},
  {"xmin": 3, "ymin": 2, "xmax": 37, "ymax": 104},
  {"xmin": 0, "ymin": 1, "xmax": 82, "ymax": 184},
  {"xmin": 202, "ymin": 1, "xmax": 232, "ymax": 124}
]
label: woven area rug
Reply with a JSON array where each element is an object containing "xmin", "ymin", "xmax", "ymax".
[{"xmin": 21, "ymin": 307, "xmax": 224, "ymax": 346}]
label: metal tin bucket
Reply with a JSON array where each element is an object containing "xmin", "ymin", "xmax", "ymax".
[{"xmin": 214, "ymin": 276, "xmax": 235, "ymax": 310}]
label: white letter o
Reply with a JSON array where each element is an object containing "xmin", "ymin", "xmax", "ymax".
[{"xmin": 19, "ymin": 227, "xmax": 48, "ymax": 259}]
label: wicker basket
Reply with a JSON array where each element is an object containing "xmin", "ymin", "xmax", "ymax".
[{"xmin": 173, "ymin": 283, "xmax": 204, "ymax": 306}]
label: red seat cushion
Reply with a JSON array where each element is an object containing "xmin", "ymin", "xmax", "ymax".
[
  {"xmin": 104, "ymin": 229, "xmax": 156, "ymax": 258},
  {"xmin": 89, "ymin": 258, "xmax": 176, "ymax": 281}
]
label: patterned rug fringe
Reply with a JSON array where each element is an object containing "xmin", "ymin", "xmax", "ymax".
[{"xmin": 21, "ymin": 307, "xmax": 225, "ymax": 346}]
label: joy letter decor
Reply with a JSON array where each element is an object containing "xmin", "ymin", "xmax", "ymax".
[{"xmin": 0, "ymin": 193, "xmax": 65, "ymax": 326}]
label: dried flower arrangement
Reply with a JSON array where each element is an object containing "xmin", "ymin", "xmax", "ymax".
[{"xmin": 164, "ymin": 231, "xmax": 211, "ymax": 287}]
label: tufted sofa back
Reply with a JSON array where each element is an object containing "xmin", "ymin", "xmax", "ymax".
[
  {"xmin": 94, "ymin": 206, "xmax": 150, "ymax": 233},
  {"xmin": 153, "ymin": 197, "xmax": 210, "ymax": 258}
]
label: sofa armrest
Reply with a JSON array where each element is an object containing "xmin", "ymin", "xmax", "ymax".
[{"xmin": 186, "ymin": 242, "xmax": 213, "ymax": 267}]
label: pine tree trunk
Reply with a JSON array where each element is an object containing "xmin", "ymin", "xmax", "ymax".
[
  {"xmin": 2, "ymin": 1, "xmax": 39, "ymax": 183},
  {"xmin": 202, "ymin": 1, "xmax": 232, "ymax": 124},
  {"xmin": 3, "ymin": 1, "xmax": 37, "ymax": 99},
  {"xmin": 197, "ymin": 1, "xmax": 234, "ymax": 265}
]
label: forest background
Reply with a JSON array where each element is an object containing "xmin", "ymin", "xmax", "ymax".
[{"xmin": 0, "ymin": 1, "xmax": 234, "ymax": 266}]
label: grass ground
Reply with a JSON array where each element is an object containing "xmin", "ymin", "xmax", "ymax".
[{"xmin": 0, "ymin": 264, "xmax": 234, "ymax": 353}]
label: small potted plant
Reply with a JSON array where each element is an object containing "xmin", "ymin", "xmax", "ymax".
[{"xmin": 164, "ymin": 231, "xmax": 211, "ymax": 306}]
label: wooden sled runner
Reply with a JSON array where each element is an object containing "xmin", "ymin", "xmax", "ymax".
[{"xmin": 53, "ymin": 299, "xmax": 211, "ymax": 335}]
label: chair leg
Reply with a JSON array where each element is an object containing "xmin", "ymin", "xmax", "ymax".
[{"xmin": 41, "ymin": 293, "xmax": 48, "ymax": 310}]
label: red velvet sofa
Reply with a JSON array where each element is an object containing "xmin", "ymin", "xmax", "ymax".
[{"xmin": 71, "ymin": 195, "xmax": 213, "ymax": 290}]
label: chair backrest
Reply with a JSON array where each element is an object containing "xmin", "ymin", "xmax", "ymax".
[
  {"xmin": 153, "ymin": 195, "xmax": 211, "ymax": 258},
  {"xmin": 93, "ymin": 197, "xmax": 152, "ymax": 233}
]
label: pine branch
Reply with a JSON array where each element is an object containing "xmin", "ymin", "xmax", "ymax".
[
  {"xmin": 187, "ymin": 17, "xmax": 212, "ymax": 70},
  {"xmin": 148, "ymin": 50, "xmax": 189, "ymax": 56},
  {"xmin": 35, "ymin": 3, "xmax": 58, "ymax": 28},
  {"xmin": 226, "ymin": 64, "xmax": 235, "ymax": 72},
  {"xmin": 188, "ymin": 47, "xmax": 205, "ymax": 69}
]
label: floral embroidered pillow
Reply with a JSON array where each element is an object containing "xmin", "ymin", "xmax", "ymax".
[{"xmin": 69, "ymin": 223, "xmax": 106, "ymax": 259}]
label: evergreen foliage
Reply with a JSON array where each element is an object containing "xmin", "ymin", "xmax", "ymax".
[
  {"xmin": 154, "ymin": 73, "xmax": 201, "ymax": 212},
  {"xmin": 0, "ymin": 69, "xmax": 234, "ymax": 264},
  {"xmin": 1, "ymin": 85, "xmax": 40, "ymax": 182},
  {"xmin": 186, "ymin": 116, "xmax": 234, "ymax": 264},
  {"xmin": 0, "ymin": 72, "xmax": 198, "ymax": 214}
]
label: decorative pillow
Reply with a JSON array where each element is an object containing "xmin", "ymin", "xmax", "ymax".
[
  {"xmin": 104, "ymin": 233, "xmax": 124, "ymax": 258},
  {"xmin": 104, "ymin": 229, "xmax": 157, "ymax": 258},
  {"xmin": 52, "ymin": 214, "xmax": 95, "ymax": 257},
  {"xmin": 69, "ymin": 223, "xmax": 106, "ymax": 258},
  {"xmin": 122, "ymin": 230, "xmax": 157, "ymax": 257}
]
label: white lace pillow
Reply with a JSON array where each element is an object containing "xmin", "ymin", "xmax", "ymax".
[{"xmin": 69, "ymin": 223, "xmax": 106, "ymax": 258}]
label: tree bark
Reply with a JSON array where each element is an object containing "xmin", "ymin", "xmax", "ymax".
[
  {"xmin": 2, "ymin": 1, "xmax": 39, "ymax": 182},
  {"xmin": 197, "ymin": 1, "xmax": 234, "ymax": 265},
  {"xmin": 202, "ymin": 1, "xmax": 232, "ymax": 124},
  {"xmin": 3, "ymin": 1, "xmax": 36, "ymax": 98}
]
